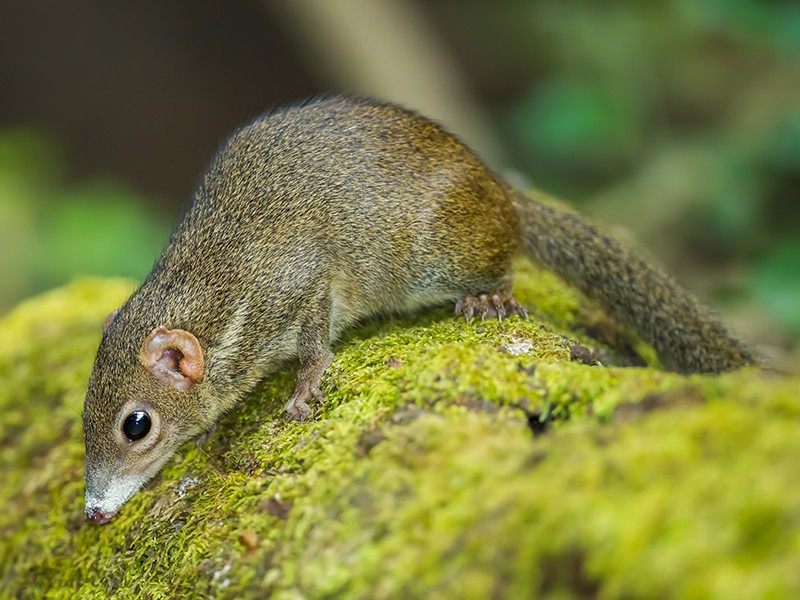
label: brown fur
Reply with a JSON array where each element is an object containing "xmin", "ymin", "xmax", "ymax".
[{"xmin": 83, "ymin": 96, "xmax": 756, "ymax": 523}]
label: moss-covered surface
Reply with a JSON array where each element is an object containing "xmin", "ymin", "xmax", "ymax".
[{"xmin": 2, "ymin": 261, "xmax": 799, "ymax": 599}]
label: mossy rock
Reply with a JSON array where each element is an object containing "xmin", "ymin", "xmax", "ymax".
[{"xmin": 2, "ymin": 262, "xmax": 799, "ymax": 599}]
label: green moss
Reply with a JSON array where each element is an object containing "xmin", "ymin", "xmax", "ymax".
[{"xmin": 2, "ymin": 269, "xmax": 799, "ymax": 599}]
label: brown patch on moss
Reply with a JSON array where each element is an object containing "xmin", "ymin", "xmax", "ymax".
[
  {"xmin": 357, "ymin": 427, "xmax": 386, "ymax": 456},
  {"xmin": 538, "ymin": 548, "xmax": 601, "ymax": 599},
  {"xmin": 385, "ymin": 356, "xmax": 403, "ymax": 368},
  {"xmin": 238, "ymin": 530, "xmax": 259, "ymax": 550},
  {"xmin": 576, "ymin": 312, "xmax": 650, "ymax": 368},
  {"xmin": 569, "ymin": 344, "xmax": 600, "ymax": 366},
  {"xmin": 526, "ymin": 410, "xmax": 555, "ymax": 437},
  {"xmin": 612, "ymin": 388, "xmax": 706, "ymax": 422}
]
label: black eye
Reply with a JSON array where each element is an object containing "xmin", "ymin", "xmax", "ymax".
[{"xmin": 123, "ymin": 411, "xmax": 151, "ymax": 441}]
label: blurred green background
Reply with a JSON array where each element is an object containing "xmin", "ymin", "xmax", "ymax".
[{"xmin": 0, "ymin": 0, "xmax": 797, "ymax": 369}]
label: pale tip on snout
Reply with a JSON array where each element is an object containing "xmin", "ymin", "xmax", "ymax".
[{"xmin": 86, "ymin": 506, "xmax": 117, "ymax": 525}]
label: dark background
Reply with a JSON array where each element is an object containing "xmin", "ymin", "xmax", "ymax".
[{"xmin": 1, "ymin": 0, "xmax": 798, "ymax": 369}]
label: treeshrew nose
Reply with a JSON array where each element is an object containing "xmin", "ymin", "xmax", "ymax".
[{"xmin": 86, "ymin": 507, "xmax": 117, "ymax": 525}]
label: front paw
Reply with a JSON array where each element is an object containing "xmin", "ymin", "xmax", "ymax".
[
  {"xmin": 284, "ymin": 395, "xmax": 312, "ymax": 421},
  {"xmin": 285, "ymin": 349, "xmax": 332, "ymax": 422}
]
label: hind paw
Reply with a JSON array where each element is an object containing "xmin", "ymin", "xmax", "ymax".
[{"xmin": 455, "ymin": 292, "xmax": 528, "ymax": 323}]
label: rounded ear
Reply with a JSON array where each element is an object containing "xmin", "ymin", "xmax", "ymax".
[
  {"xmin": 138, "ymin": 326, "xmax": 205, "ymax": 392},
  {"xmin": 103, "ymin": 309, "xmax": 119, "ymax": 333}
]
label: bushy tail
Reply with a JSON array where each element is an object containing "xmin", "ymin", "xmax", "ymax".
[{"xmin": 511, "ymin": 188, "xmax": 757, "ymax": 373}]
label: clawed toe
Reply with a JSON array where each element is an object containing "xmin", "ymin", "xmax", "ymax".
[
  {"xmin": 284, "ymin": 396, "xmax": 312, "ymax": 421},
  {"xmin": 284, "ymin": 382, "xmax": 326, "ymax": 422},
  {"xmin": 456, "ymin": 292, "xmax": 528, "ymax": 323}
]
